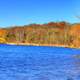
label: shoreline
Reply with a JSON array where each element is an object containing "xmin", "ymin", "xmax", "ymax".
[{"xmin": 4, "ymin": 42, "xmax": 80, "ymax": 49}]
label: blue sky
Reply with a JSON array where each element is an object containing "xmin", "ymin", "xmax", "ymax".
[{"xmin": 0, "ymin": 0, "xmax": 80, "ymax": 27}]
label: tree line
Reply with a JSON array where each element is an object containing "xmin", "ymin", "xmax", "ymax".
[{"xmin": 0, "ymin": 22, "xmax": 80, "ymax": 47}]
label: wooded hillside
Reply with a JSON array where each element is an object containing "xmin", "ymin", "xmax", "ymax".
[{"xmin": 0, "ymin": 22, "xmax": 80, "ymax": 48}]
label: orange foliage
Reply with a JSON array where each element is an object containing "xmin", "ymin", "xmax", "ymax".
[
  {"xmin": 0, "ymin": 29, "xmax": 7, "ymax": 36},
  {"xmin": 70, "ymin": 24, "xmax": 80, "ymax": 36}
]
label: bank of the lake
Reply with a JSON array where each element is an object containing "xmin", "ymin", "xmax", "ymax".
[{"xmin": 5, "ymin": 42, "xmax": 80, "ymax": 49}]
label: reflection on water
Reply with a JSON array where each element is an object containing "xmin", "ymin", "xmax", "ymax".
[{"xmin": 0, "ymin": 44, "xmax": 80, "ymax": 80}]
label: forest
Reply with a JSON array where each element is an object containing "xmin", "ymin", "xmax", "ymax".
[{"xmin": 0, "ymin": 22, "xmax": 80, "ymax": 48}]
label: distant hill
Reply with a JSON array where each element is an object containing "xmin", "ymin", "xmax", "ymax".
[{"xmin": 0, "ymin": 21, "xmax": 80, "ymax": 48}]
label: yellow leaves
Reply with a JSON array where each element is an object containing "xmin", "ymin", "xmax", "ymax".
[
  {"xmin": 0, "ymin": 38, "xmax": 6, "ymax": 43},
  {"xmin": 69, "ymin": 44, "xmax": 75, "ymax": 48}
]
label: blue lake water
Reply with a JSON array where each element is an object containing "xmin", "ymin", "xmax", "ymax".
[{"xmin": 0, "ymin": 44, "xmax": 80, "ymax": 80}]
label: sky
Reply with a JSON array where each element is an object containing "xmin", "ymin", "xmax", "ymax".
[{"xmin": 0, "ymin": 0, "xmax": 80, "ymax": 27}]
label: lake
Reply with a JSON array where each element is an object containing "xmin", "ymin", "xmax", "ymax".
[{"xmin": 0, "ymin": 44, "xmax": 80, "ymax": 80}]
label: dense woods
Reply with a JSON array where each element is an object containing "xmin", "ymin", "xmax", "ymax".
[{"xmin": 0, "ymin": 22, "xmax": 80, "ymax": 48}]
